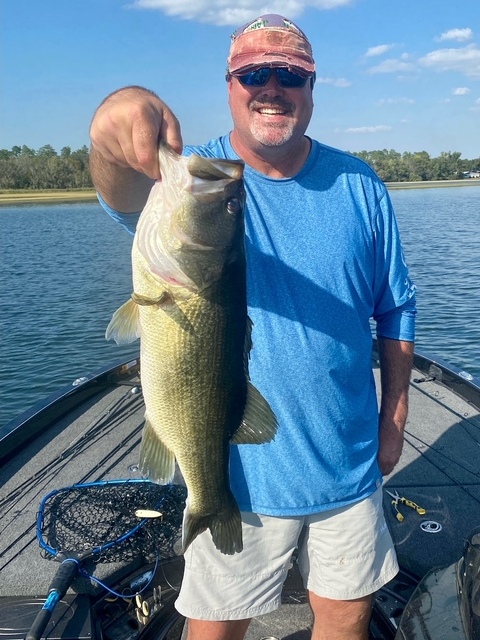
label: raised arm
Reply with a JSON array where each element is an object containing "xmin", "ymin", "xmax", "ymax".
[
  {"xmin": 89, "ymin": 85, "xmax": 183, "ymax": 213},
  {"xmin": 377, "ymin": 336, "xmax": 414, "ymax": 476}
]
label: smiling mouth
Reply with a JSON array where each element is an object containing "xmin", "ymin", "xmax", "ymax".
[
  {"xmin": 257, "ymin": 107, "xmax": 288, "ymax": 115},
  {"xmin": 250, "ymin": 97, "xmax": 294, "ymax": 117}
]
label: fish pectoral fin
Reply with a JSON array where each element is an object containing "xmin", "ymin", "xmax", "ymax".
[
  {"xmin": 139, "ymin": 417, "xmax": 176, "ymax": 484},
  {"xmin": 230, "ymin": 382, "xmax": 278, "ymax": 445},
  {"xmin": 105, "ymin": 298, "xmax": 141, "ymax": 345}
]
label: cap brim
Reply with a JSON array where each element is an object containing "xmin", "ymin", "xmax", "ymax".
[{"xmin": 229, "ymin": 52, "xmax": 314, "ymax": 75}]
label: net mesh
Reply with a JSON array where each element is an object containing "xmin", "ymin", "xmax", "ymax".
[{"xmin": 40, "ymin": 481, "xmax": 186, "ymax": 563}]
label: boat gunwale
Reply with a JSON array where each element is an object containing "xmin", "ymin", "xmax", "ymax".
[
  {"xmin": 1, "ymin": 345, "xmax": 478, "ymax": 468},
  {"xmin": 0, "ymin": 356, "xmax": 140, "ymax": 466}
]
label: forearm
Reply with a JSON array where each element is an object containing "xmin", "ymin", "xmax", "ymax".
[
  {"xmin": 377, "ymin": 336, "xmax": 414, "ymax": 475},
  {"xmin": 89, "ymin": 146, "xmax": 154, "ymax": 213}
]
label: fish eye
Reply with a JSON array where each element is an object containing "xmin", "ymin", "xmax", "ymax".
[{"xmin": 226, "ymin": 198, "xmax": 241, "ymax": 214}]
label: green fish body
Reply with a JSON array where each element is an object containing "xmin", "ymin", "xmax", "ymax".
[{"xmin": 106, "ymin": 144, "xmax": 277, "ymax": 554}]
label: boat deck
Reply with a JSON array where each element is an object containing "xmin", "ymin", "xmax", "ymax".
[{"xmin": 0, "ymin": 352, "xmax": 479, "ymax": 639}]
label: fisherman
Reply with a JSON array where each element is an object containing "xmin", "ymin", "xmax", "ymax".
[{"xmin": 89, "ymin": 14, "xmax": 416, "ymax": 640}]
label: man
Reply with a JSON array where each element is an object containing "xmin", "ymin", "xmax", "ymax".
[{"xmin": 89, "ymin": 14, "xmax": 416, "ymax": 640}]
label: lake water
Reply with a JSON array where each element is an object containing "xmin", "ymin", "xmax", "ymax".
[{"xmin": 1, "ymin": 185, "xmax": 479, "ymax": 427}]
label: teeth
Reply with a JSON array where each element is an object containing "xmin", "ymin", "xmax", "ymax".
[{"xmin": 258, "ymin": 108, "xmax": 285, "ymax": 115}]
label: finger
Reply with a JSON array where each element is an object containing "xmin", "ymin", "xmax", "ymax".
[
  {"xmin": 160, "ymin": 109, "xmax": 183, "ymax": 156},
  {"xmin": 130, "ymin": 116, "xmax": 161, "ymax": 180}
]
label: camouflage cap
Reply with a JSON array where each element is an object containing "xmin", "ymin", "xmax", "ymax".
[{"xmin": 227, "ymin": 14, "xmax": 315, "ymax": 75}]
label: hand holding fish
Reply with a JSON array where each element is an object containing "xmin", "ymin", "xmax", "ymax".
[
  {"xmin": 90, "ymin": 85, "xmax": 183, "ymax": 179},
  {"xmin": 89, "ymin": 86, "xmax": 183, "ymax": 212}
]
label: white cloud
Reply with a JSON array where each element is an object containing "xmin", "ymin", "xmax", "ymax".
[
  {"xmin": 437, "ymin": 28, "xmax": 474, "ymax": 42},
  {"xmin": 419, "ymin": 44, "xmax": 480, "ymax": 77},
  {"xmin": 376, "ymin": 97, "xmax": 415, "ymax": 106},
  {"xmin": 365, "ymin": 44, "xmax": 395, "ymax": 58},
  {"xmin": 345, "ymin": 125, "xmax": 392, "ymax": 133},
  {"xmin": 317, "ymin": 76, "xmax": 352, "ymax": 87},
  {"xmin": 452, "ymin": 87, "xmax": 471, "ymax": 95},
  {"xmin": 368, "ymin": 54, "xmax": 415, "ymax": 75},
  {"xmin": 128, "ymin": 0, "xmax": 356, "ymax": 25}
]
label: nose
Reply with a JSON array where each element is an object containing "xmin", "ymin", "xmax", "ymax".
[{"xmin": 261, "ymin": 73, "xmax": 285, "ymax": 93}]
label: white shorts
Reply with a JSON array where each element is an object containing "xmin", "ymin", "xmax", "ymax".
[{"xmin": 175, "ymin": 487, "xmax": 398, "ymax": 621}]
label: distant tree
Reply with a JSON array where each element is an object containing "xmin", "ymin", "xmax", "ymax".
[
  {"xmin": 432, "ymin": 151, "xmax": 462, "ymax": 180},
  {"xmin": 20, "ymin": 145, "xmax": 36, "ymax": 157},
  {"xmin": 37, "ymin": 144, "xmax": 57, "ymax": 158},
  {"xmin": 403, "ymin": 151, "xmax": 433, "ymax": 181}
]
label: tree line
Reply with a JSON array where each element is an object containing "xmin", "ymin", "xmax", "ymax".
[
  {"xmin": 0, "ymin": 145, "xmax": 479, "ymax": 190},
  {"xmin": 351, "ymin": 149, "xmax": 479, "ymax": 183},
  {"xmin": 0, "ymin": 145, "xmax": 92, "ymax": 190}
]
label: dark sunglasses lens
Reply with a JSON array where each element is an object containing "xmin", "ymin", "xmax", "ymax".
[
  {"xmin": 238, "ymin": 68, "xmax": 271, "ymax": 86},
  {"xmin": 237, "ymin": 68, "xmax": 309, "ymax": 88},
  {"xmin": 276, "ymin": 68, "xmax": 308, "ymax": 88}
]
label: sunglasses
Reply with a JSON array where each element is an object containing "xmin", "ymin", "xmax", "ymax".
[{"xmin": 233, "ymin": 67, "xmax": 315, "ymax": 89}]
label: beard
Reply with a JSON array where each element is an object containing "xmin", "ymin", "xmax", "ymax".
[{"xmin": 249, "ymin": 96, "xmax": 296, "ymax": 147}]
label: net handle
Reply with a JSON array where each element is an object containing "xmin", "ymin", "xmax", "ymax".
[{"xmin": 25, "ymin": 558, "xmax": 81, "ymax": 640}]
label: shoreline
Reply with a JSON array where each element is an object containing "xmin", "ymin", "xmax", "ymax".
[
  {"xmin": 0, "ymin": 179, "xmax": 479, "ymax": 206},
  {"xmin": 0, "ymin": 190, "xmax": 98, "ymax": 206},
  {"xmin": 385, "ymin": 179, "xmax": 480, "ymax": 190}
]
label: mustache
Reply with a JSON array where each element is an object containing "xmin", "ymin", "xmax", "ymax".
[{"xmin": 249, "ymin": 96, "xmax": 295, "ymax": 113}]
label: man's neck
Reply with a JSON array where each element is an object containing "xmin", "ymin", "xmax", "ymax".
[{"xmin": 230, "ymin": 133, "xmax": 311, "ymax": 178}]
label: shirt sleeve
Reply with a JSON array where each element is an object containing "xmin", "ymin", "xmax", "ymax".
[
  {"xmin": 97, "ymin": 193, "xmax": 141, "ymax": 236},
  {"xmin": 372, "ymin": 190, "xmax": 417, "ymax": 342}
]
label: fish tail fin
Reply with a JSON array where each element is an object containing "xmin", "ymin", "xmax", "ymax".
[{"xmin": 182, "ymin": 496, "xmax": 243, "ymax": 555}]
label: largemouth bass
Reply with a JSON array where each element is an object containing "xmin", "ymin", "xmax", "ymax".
[{"xmin": 106, "ymin": 143, "xmax": 277, "ymax": 555}]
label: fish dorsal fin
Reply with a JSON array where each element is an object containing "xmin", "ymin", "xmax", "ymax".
[
  {"xmin": 231, "ymin": 381, "xmax": 277, "ymax": 445},
  {"xmin": 105, "ymin": 298, "xmax": 141, "ymax": 345}
]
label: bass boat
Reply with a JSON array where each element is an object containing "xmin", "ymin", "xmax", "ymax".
[{"xmin": 0, "ymin": 341, "xmax": 479, "ymax": 640}]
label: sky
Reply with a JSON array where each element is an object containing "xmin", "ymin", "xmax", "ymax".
[{"xmin": 2, "ymin": 0, "xmax": 480, "ymax": 159}]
